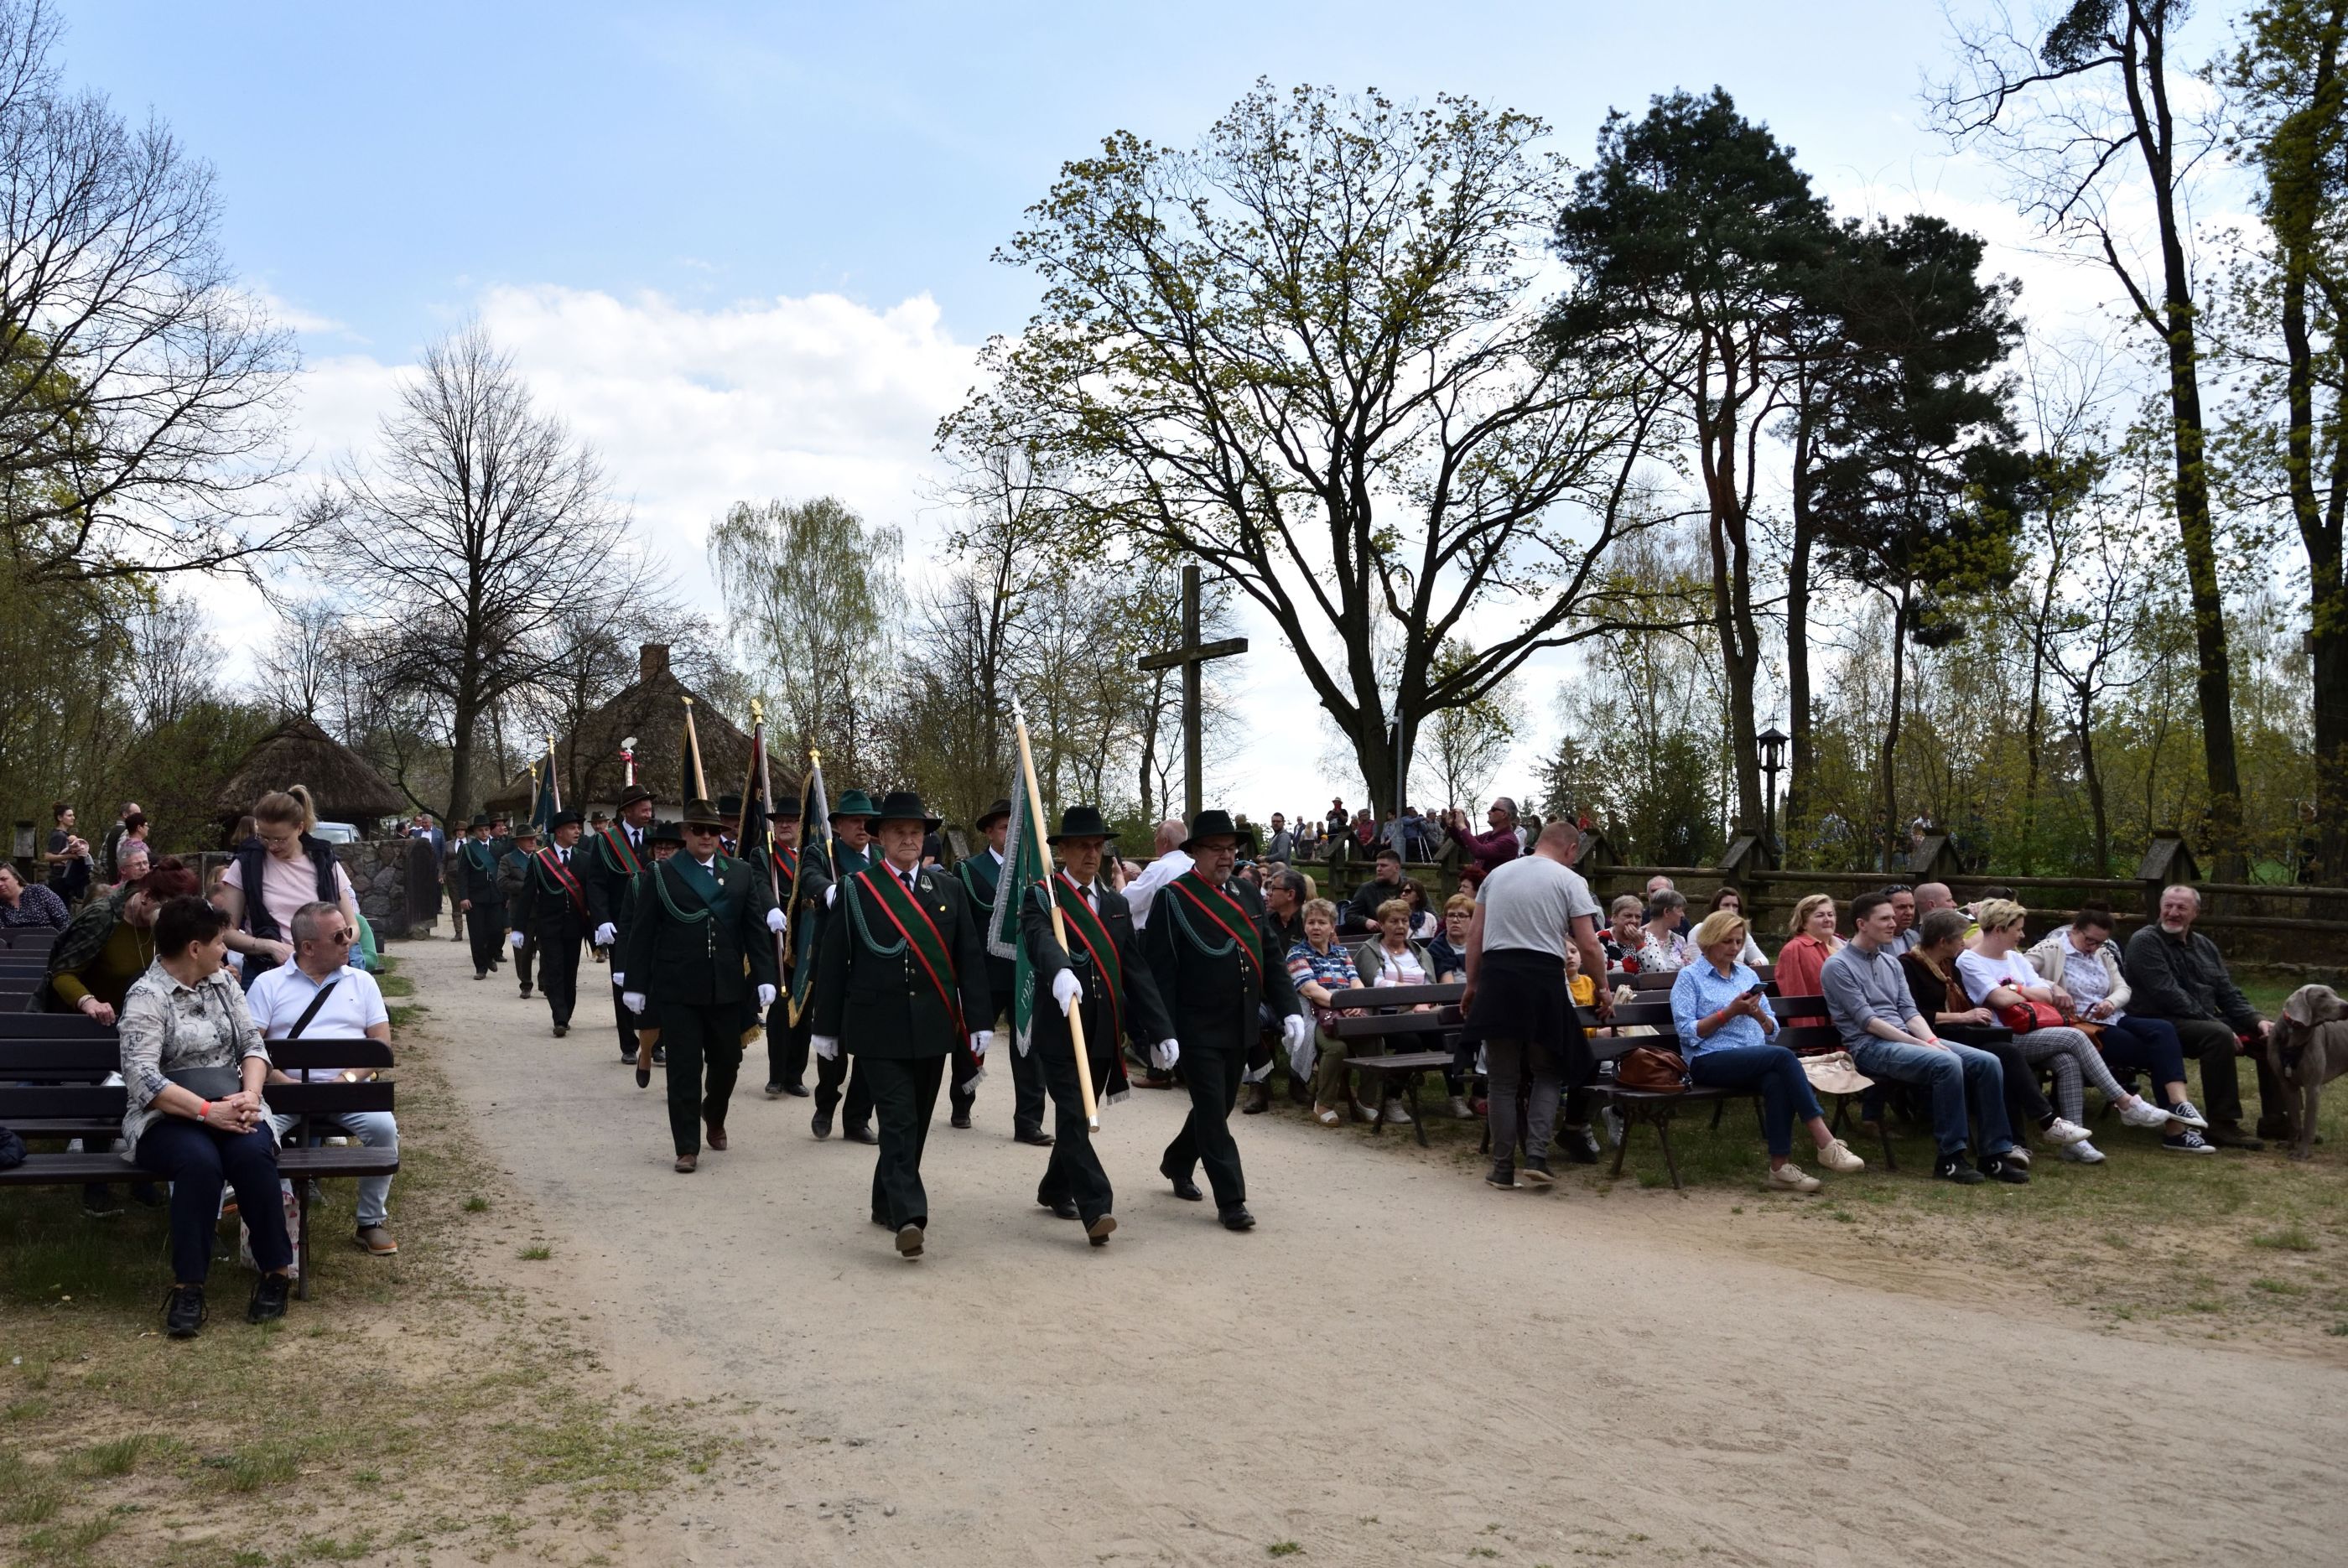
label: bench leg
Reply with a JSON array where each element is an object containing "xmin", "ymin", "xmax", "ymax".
[
  {"xmin": 1370, "ymin": 1069, "xmax": 1386, "ymax": 1135},
  {"xmin": 1709, "ymin": 1097, "xmax": 1727, "ymax": 1130},
  {"xmin": 1407, "ymin": 1071, "xmax": 1429, "ymax": 1149},
  {"xmin": 295, "ymin": 1177, "xmax": 313, "ymax": 1302},
  {"xmin": 1655, "ymin": 1112, "xmax": 1686, "ymax": 1192},
  {"xmin": 1608, "ymin": 1099, "xmax": 1630, "ymax": 1179}
]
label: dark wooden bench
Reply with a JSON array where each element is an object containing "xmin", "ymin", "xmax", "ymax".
[
  {"xmin": 0, "ymin": 928, "xmax": 58, "ymax": 951},
  {"xmin": 1324, "ymin": 983, "xmax": 1462, "ymax": 1149},
  {"xmin": 0, "ymin": 1032, "xmax": 398, "ymax": 1299},
  {"xmin": 1582, "ymin": 987, "xmax": 1893, "ymax": 1190}
]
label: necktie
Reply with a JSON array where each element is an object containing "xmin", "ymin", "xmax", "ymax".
[{"xmin": 899, "ymin": 869, "xmax": 917, "ymax": 895}]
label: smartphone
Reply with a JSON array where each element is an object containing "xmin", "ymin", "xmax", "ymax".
[{"xmin": 1743, "ymin": 984, "xmax": 1768, "ymax": 998}]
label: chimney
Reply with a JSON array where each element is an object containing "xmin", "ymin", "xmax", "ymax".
[{"xmin": 639, "ymin": 643, "xmax": 670, "ymax": 683}]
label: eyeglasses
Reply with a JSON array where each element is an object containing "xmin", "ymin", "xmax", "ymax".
[
  {"xmin": 685, "ymin": 824, "xmax": 721, "ymax": 836},
  {"xmin": 328, "ymin": 929, "xmax": 355, "ymax": 945}
]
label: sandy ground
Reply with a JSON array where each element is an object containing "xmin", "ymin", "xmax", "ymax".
[{"xmin": 410, "ymin": 936, "xmax": 2348, "ymax": 1567}]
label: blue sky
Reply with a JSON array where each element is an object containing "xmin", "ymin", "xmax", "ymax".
[{"xmin": 66, "ymin": 1, "xmax": 2200, "ymax": 811}]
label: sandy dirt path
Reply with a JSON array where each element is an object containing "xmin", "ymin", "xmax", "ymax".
[{"xmin": 410, "ymin": 936, "xmax": 2347, "ymax": 1567}]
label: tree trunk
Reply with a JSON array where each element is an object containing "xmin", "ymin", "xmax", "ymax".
[
  {"xmin": 1784, "ymin": 401, "xmax": 1816, "ymax": 853},
  {"xmin": 2077, "ymin": 708, "xmax": 2112, "ymax": 878},
  {"xmin": 2019, "ymin": 545, "xmax": 2057, "ymax": 871},
  {"xmin": 446, "ymin": 682, "xmax": 481, "ymax": 832},
  {"xmin": 1701, "ymin": 335, "xmax": 1765, "ymax": 836},
  {"xmin": 1880, "ymin": 586, "xmax": 1909, "ymax": 875}
]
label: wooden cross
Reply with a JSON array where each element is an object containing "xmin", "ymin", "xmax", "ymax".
[{"xmin": 1137, "ymin": 564, "xmax": 1247, "ymax": 822}]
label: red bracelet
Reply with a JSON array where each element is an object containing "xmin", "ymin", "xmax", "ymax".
[{"xmin": 195, "ymin": 1099, "xmax": 210, "ymax": 1123}]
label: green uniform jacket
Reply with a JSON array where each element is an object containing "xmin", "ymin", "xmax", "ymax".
[
  {"xmin": 622, "ymin": 853, "xmax": 778, "ymax": 1009},
  {"xmin": 578, "ymin": 823, "xmax": 650, "ymax": 937},
  {"xmin": 1021, "ymin": 878, "xmax": 1174, "ymax": 1059},
  {"xmin": 456, "ymin": 839, "xmax": 505, "ymax": 910},
  {"xmin": 509, "ymin": 847, "xmax": 590, "ymax": 944},
  {"xmin": 1140, "ymin": 873, "xmax": 1303, "ymax": 1055},
  {"xmin": 810, "ymin": 862, "xmax": 991, "ymax": 1061},
  {"xmin": 955, "ymin": 851, "xmax": 1017, "ymax": 1014}
]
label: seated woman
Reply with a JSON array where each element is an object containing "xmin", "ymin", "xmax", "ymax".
[
  {"xmin": 118, "ymin": 895, "xmax": 294, "ymax": 1338},
  {"xmin": 1706, "ymin": 885, "xmax": 1767, "ymax": 966},
  {"xmin": 1600, "ymin": 895, "xmax": 1644, "ymax": 971},
  {"xmin": 1638, "ymin": 889, "xmax": 1693, "ymax": 974},
  {"xmin": 1668, "ymin": 910, "xmax": 1865, "ymax": 1192},
  {"xmin": 0, "ymin": 861, "xmax": 70, "ymax": 932},
  {"xmin": 1348, "ymin": 898, "xmax": 1438, "ymax": 1127},
  {"xmin": 1773, "ymin": 894, "xmax": 1843, "ymax": 997},
  {"xmin": 1900, "ymin": 908, "xmax": 2091, "ymax": 1165},
  {"xmin": 2026, "ymin": 905, "xmax": 2210, "ymax": 1154},
  {"xmin": 213, "ymin": 785, "xmax": 361, "ymax": 986},
  {"xmin": 1956, "ymin": 899, "xmax": 2195, "ymax": 1164},
  {"xmin": 112, "ymin": 838, "xmax": 152, "ymax": 890},
  {"xmin": 1286, "ymin": 898, "xmax": 1367, "ymax": 1128},
  {"xmin": 1426, "ymin": 894, "xmax": 1478, "ymax": 1120},
  {"xmin": 42, "ymin": 859, "xmax": 202, "ymax": 1022},
  {"xmin": 1398, "ymin": 879, "xmax": 1441, "ymax": 942}
]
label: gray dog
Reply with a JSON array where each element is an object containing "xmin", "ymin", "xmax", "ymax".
[{"xmin": 2265, "ymin": 985, "xmax": 2347, "ymax": 1160}]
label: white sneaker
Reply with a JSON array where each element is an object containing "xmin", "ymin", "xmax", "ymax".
[
  {"xmin": 2164, "ymin": 1099, "xmax": 2210, "ymax": 1130},
  {"xmin": 2002, "ymin": 1145, "xmax": 2031, "ymax": 1168},
  {"xmin": 2042, "ymin": 1117, "xmax": 2093, "ymax": 1145},
  {"xmin": 1447, "ymin": 1095, "xmax": 1474, "ymax": 1121},
  {"xmin": 2118, "ymin": 1097, "xmax": 2172, "ymax": 1129},
  {"xmin": 2058, "ymin": 1139, "xmax": 2106, "ymax": 1164},
  {"xmin": 1815, "ymin": 1138, "xmax": 1865, "ymax": 1174},
  {"xmin": 1381, "ymin": 1100, "xmax": 1411, "ymax": 1126},
  {"xmin": 1767, "ymin": 1164, "xmax": 1822, "ymax": 1193}
]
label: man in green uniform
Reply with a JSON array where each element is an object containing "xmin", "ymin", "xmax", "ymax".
[
  {"xmin": 510, "ymin": 810, "xmax": 590, "ymax": 1036},
  {"xmin": 756, "ymin": 791, "xmax": 808, "ymax": 1098},
  {"xmin": 800, "ymin": 790, "xmax": 879, "ymax": 1143},
  {"xmin": 456, "ymin": 816, "xmax": 507, "ymax": 980},
  {"xmin": 624, "ymin": 818, "xmax": 683, "ymax": 1088},
  {"xmin": 622, "ymin": 799, "xmax": 778, "ymax": 1173},
  {"xmin": 953, "ymin": 798, "xmax": 1051, "ymax": 1144},
  {"xmin": 1021, "ymin": 805, "xmax": 1175, "ymax": 1246},
  {"xmin": 1142, "ymin": 808, "xmax": 1309, "ymax": 1232},
  {"xmin": 497, "ymin": 823, "xmax": 539, "ymax": 997},
  {"xmin": 583, "ymin": 785, "xmax": 657, "ymax": 1065},
  {"xmin": 809, "ymin": 791, "xmax": 992, "ymax": 1259}
]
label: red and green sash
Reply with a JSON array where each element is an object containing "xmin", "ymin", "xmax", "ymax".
[
  {"xmin": 1052, "ymin": 871, "xmax": 1123, "ymax": 1046},
  {"xmin": 857, "ymin": 869, "xmax": 965, "ymax": 1036},
  {"xmin": 536, "ymin": 847, "xmax": 590, "ymax": 920},
  {"xmin": 595, "ymin": 823, "xmax": 643, "ymax": 879},
  {"xmin": 1169, "ymin": 870, "xmax": 1265, "ymax": 986}
]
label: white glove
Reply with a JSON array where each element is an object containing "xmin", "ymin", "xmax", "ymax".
[
  {"xmin": 757, "ymin": 983, "xmax": 777, "ymax": 1008},
  {"xmin": 823, "ymin": 884, "xmax": 837, "ymax": 908},
  {"xmin": 622, "ymin": 991, "xmax": 647, "ymax": 1015},
  {"xmin": 1151, "ymin": 1038, "xmax": 1181, "ymax": 1072},
  {"xmin": 508, "ymin": 931, "xmax": 525, "ymax": 950},
  {"xmin": 594, "ymin": 922, "xmax": 616, "ymax": 948},
  {"xmin": 1281, "ymin": 1013, "xmax": 1312, "ymax": 1054},
  {"xmin": 766, "ymin": 906, "xmax": 787, "ymax": 932},
  {"xmin": 611, "ymin": 970, "xmax": 625, "ymax": 988},
  {"xmin": 1051, "ymin": 969, "xmax": 1083, "ymax": 1011},
  {"xmin": 969, "ymin": 1030, "xmax": 991, "ymax": 1060},
  {"xmin": 813, "ymin": 1035, "xmax": 839, "ymax": 1061}
]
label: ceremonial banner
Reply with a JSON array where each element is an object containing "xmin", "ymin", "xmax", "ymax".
[
  {"xmin": 783, "ymin": 757, "xmax": 829, "ymax": 1025},
  {"xmin": 987, "ymin": 761, "xmax": 1045, "ymax": 1055},
  {"xmin": 527, "ymin": 750, "xmax": 560, "ymax": 839}
]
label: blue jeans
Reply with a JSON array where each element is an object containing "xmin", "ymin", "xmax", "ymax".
[
  {"xmin": 270, "ymin": 1109, "xmax": 399, "ymax": 1227},
  {"xmin": 2098, "ymin": 1015, "xmax": 2187, "ymax": 1095},
  {"xmin": 1850, "ymin": 1036, "xmax": 2013, "ymax": 1159},
  {"xmin": 1689, "ymin": 1044, "xmax": 1822, "ymax": 1157},
  {"xmin": 133, "ymin": 1118, "xmax": 292, "ymax": 1285}
]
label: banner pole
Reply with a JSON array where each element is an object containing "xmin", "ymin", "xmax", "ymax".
[{"xmin": 1014, "ymin": 696, "xmax": 1095, "ymax": 1129}]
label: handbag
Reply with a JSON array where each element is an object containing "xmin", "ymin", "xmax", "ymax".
[
  {"xmin": 1614, "ymin": 1044, "xmax": 1688, "ymax": 1093},
  {"xmin": 1997, "ymin": 999, "xmax": 2065, "ymax": 1033},
  {"xmin": 1800, "ymin": 1050, "xmax": 1873, "ymax": 1096},
  {"xmin": 165, "ymin": 1066, "xmax": 243, "ymax": 1100}
]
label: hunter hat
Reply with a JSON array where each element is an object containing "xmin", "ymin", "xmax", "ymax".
[
  {"xmin": 616, "ymin": 785, "xmax": 657, "ymax": 810},
  {"xmin": 468, "ymin": 814, "xmax": 495, "ymax": 830},
  {"xmin": 1048, "ymin": 805, "xmax": 1117, "ymax": 845},
  {"xmin": 773, "ymin": 784, "xmax": 803, "ymax": 822},
  {"xmin": 680, "ymin": 797, "xmax": 730, "ymax": 830},
  {"xmin": 829, "ymin": 788, "xmax": 879, "ymax": 823},
  {"xmin": 649, "ymin": 819, "xmax": 685, "ymax": 847},
  {"xmin": 871, "ymin": 789, "xmax": 943, "ymax": 831},
  {"xmin": 718, "ymin": 792, "xmax": 744, "ymax": 819},
  {"xmin": 1181, "ymin": 808, "xmax": 1251, "ymax": 854},
  {"xmin": 513, "ymin": 823, "xmax": 540, "ymax": 841},
  {"xmin": 974, "ymin": 797, "xmax": 1013, "ymax": 831},
  {"xmin": 548, "ymin": 809, "xmax": 584, "ymax": 830}
]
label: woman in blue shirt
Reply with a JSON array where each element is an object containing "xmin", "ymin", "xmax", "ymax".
[{"xmin": 1670, "ymin": 910, "xmax": 1867, "ymax": 1193}]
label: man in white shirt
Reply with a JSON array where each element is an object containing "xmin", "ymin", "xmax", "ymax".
[
  {"xmin": 249, "ymin": 901, "xmax": 399, "ymax": 1254},
  {"xmin": 1122, "ymin": 819, "xmax": 1192, "ymax": 930}
]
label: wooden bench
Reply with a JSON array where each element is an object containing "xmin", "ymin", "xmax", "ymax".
[
  {"xmin": 1324, "ymin": 983, "xmax": 1463, "ymax": 1149},
  {"xmin": 0, "ymin": 1031, "xmax": 398, "ymax": 1299},
  {"xmin": 1582, "ymin": 987, "xmax": 1893, "ymax": 1190},
  {"xmin": 0, "ymin": 927, "xmax": 58, "ymax": 951}
]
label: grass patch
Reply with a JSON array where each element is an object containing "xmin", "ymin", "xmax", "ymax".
[
  {"xmin": 1267, "ymin": 1545, "xmax": 1302, "ymax": 1559},
  {"xmin": 463, "ymin": 1195, "xmax": 490, "ymax": 1212},
  {"xmin": 2251, "ymin": 1223, "xmax": 2318, "ymax": 1253},
  {"xmin": 518, "ymin": 1243, "xmax": 552, "ymax": 1260}
]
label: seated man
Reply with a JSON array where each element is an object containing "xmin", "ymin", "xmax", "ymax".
[
  {"xmin": 247, "ymin": 900, "xmax": 399, "ymax": 1254},
  {"xmin": 2122, "ymin": 884, "xmax": 2282, "ymax": 1150},
  {"xmin": 1820, "ymin": 890, "xmax": 2024, "ymax": 1186},
  {"xmin": 1343, "ymin": 846, "xmax": 1409, "ymax": 935}
]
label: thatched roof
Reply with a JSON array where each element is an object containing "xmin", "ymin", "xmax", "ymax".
[
  {"xmin": 213, "ymin": 717, "xmax": 408, "ymax": 825},
  {"xmin": 485, "ymin": 644, "xmax": 755, "ymax": 813}
]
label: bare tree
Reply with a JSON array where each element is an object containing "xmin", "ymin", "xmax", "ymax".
[
  {"xmin": 1416, "ymin": 640, "xmax": 1523, "ymax": 812},
  {"xmin": 0, "ymin": 0, "xmax": 302, "ymax": 584},
  {"xmin": 263, "ymin": 595, "xmax": 339, "ymax": 719},
  {"xmin": 1934, "ymin": 0, "xmax": 2248, "ymax": 873},
  {"xmin": 317, "ymin": 324, "xmax": 641, "ymax": 826}
]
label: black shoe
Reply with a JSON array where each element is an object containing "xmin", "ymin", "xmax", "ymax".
[
  {"xmin": 1559, "ymin": 1126, "xmax": 1600, "ymax": 1165},
  {"xmin": 1485, "ymin": 1160, "xmax": 1518, "ymax": 1190},
  {"xmin": 163, "ymin": 1283, "xmax": 205, "ymax": 1339},
  {"xmin": 844, "ymin": 1124, "xmax": 878, "ymax": 1145},
  {"xmin": 810, "ymin": 1107, "xmax": 834, "ymax": 1140},
  {"xmin": 764, "ymin": 1081, "xmax": 786, "ymax": 1098},
  {"xmin": 1160, "ymin": 1161, "xmax": 1203, "ymax": 1202},
  {"xmin": 652, "ymin": 1046, "xmax": 667, "ymax": 1065},
  {"xmin": 1041, "ymin": 1196, "xmax": 1080, "ymax": 1220},
  {"xmin": 2208, "ymin": 1121, "xmax": 2266, "ymax": 1150},
  {"xmin": 783, "ymin": 1081, "xmax": 810, "ymax": 1098},
  {"xmin": 520, "ymin": 986, "xmax": 532, "ymax": 998},
  {"xmin": 1218, "ymin": 1205, "xmax": 1256, "ymax": 1231},
  {"xmin": 1087, "ymin": 1215, "xmax": 1117, "ymax": 1247},
  {"xmin": 1934, "ymin": 1154, "xmax": 1987, "ymax": 1186},
  {"xmin": 896, "ymin": 1223, "xmax": 925, "ymax": 1259},
  {"xmin": 1519, "ymin": 1157, "xmax": 1556, "ymax": 1188},
  {"xmin": 622, "ymin": 1051, "xmax": 637, "ymax": 1067},
  {"xmin": 474, "ymin": 970, "xmax": 488, "ymax": 981},
  {"xmin": 1016, "ymin": 1128, "xmax": 1055, "ymax": 1147},
  {"xmin": 552, "ymin": 1024, "xmax": 569, "ymax": 1038},
  {"xmin": 247, "ymin": 1271, "xmax": 291, "ymax": 1324},
  {"xmin": 82, "ymin": 1186, "xmax": 123, "ymax": 1218},
  {"xmin": 1979, "ymin": 1153, "xmax": 2029, "ymax": 1185},
  {"xmin": 950, "ymin": 1106, "xmax": 973, "ymax": 1129}
]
